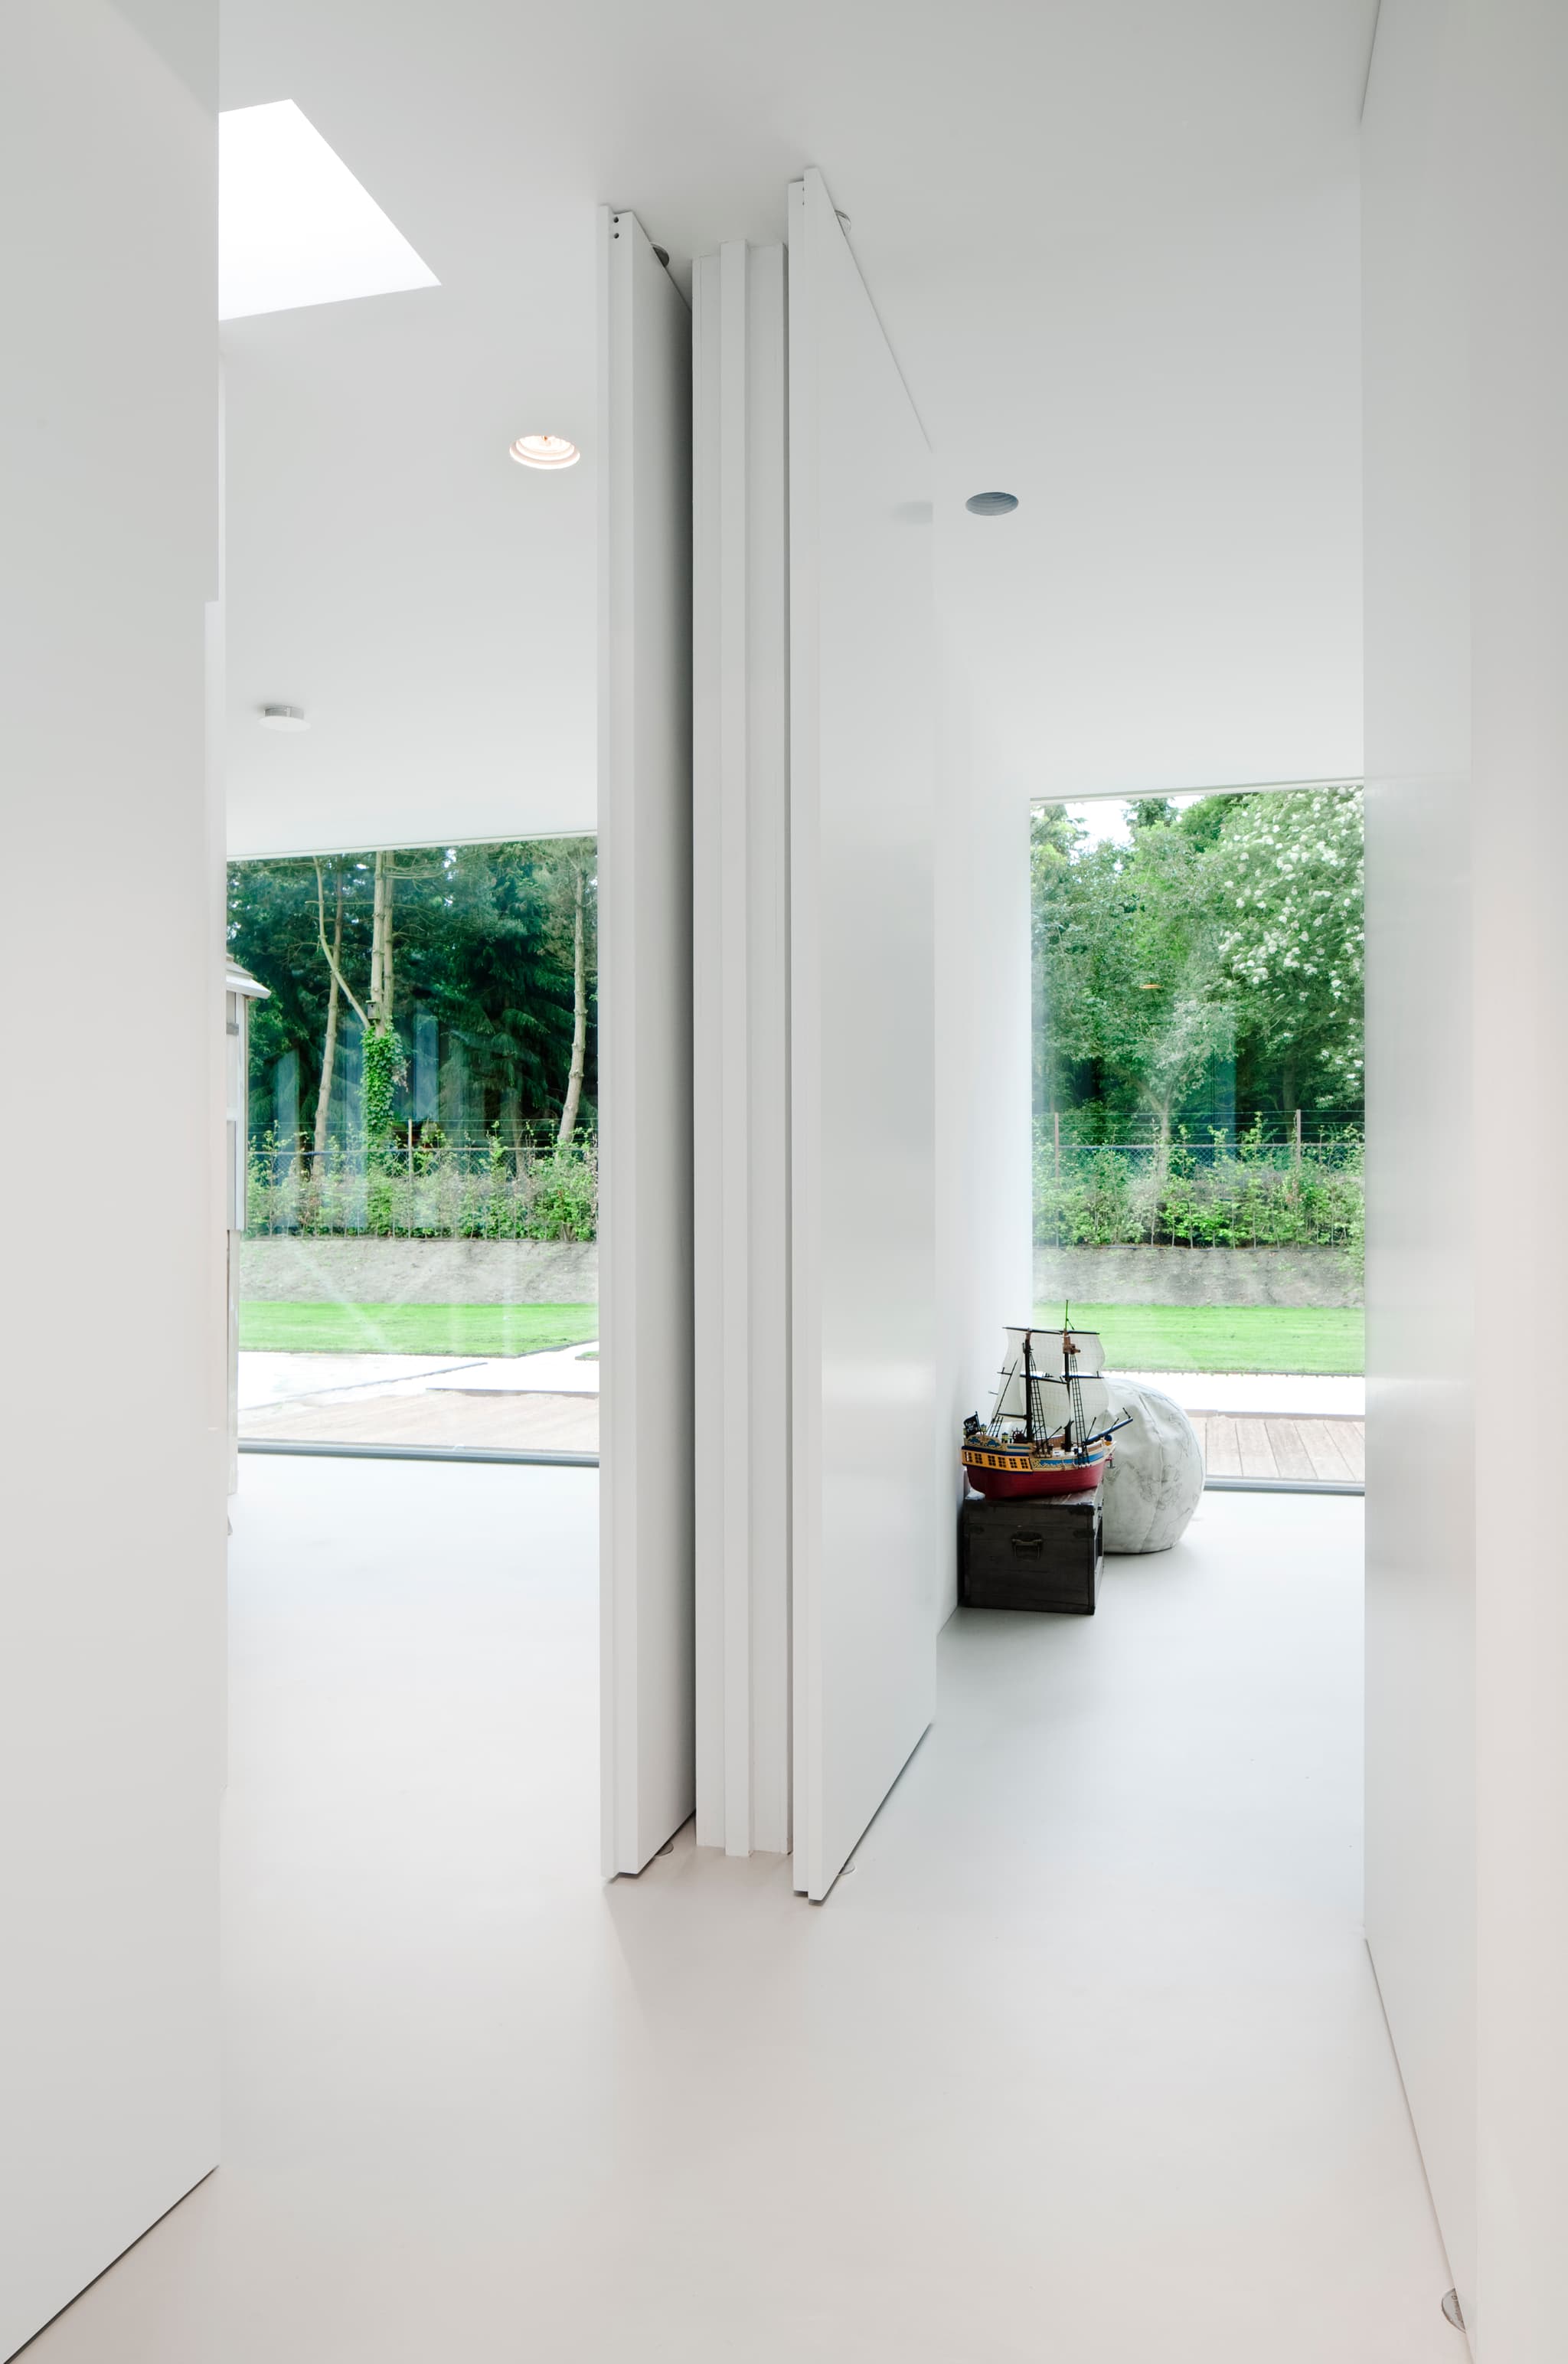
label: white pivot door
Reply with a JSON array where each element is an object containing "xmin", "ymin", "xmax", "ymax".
[
  {"xmin": 597, "ymin": 206, "xmax": 697, "ymax": 1875},
  {"xmin": 789, "ymin": 171, "xmax": 940, "ymax": 1900}
]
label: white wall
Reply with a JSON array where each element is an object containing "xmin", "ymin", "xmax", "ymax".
[
  {"xmin": 222, "ymin": 270, "xmax": 598, "ymax": 861},
  {"xmin": 927, "ymin": 152, "xmax": 1366, "ymax": 802},
  {"xmin": 1365, "ymin": 4, "xmax": 1568, "ymax": 2352},
  {"xmin": 1468, "ymin": 4, "xmax": 1568, "ymax": 2353},
  {"xmin": 933, "ymin": 654, "xmax": 1033, "ymax": 1624},
  {"xmin": 0, "ymin": 2, "xmax": 224, "ymax": 2353},
  {"xmin": 1361, "ymin": 0, "xmax": 1476, "ymax": 2324}
]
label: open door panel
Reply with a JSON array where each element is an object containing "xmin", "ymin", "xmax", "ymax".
[
  {"xmin": 789, "ymin": 171, "xmax": 939, "ymax": 1901},
  {"xmin": 598, "ymin": 206, "xmax": 697, "ymax": 1875}
]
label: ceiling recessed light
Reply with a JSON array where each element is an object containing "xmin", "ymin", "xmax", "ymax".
[
  {"xmin": 509, "ymin": 433, "xmax": 580, "ymax": 470},
  {"xmin": 259, "ymin": 705, "xmax": 309, "ymax": 732},
  {"xmin": 219, "ymin": 101, "xmax": 439, "ymax": 322},
  {"xmin": 966, "ymin": 491, "xmax": 1019, "ymax": 517}
]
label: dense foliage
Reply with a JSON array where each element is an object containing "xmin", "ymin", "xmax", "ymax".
[
  {"xmin": 230, "ymin": 837, "xmax": 596, "ymax": 1147},
  {"xmin": 246, "ymin": 1133, "xmax": 599, "ymax": 1244},
  {"xmin": 230, "ymin": 837, "xmax": 597, "ymax": 1239},
  {"xmin": 1034, "ymin": 1128, "xmax": 1363, "ymax": 1251},
  {"xmin": 1033, "ymin": 786, "xmax": 1364, "ymax": 1146}
]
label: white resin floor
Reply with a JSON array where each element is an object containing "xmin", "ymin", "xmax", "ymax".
[
  {"xmin": 22, "ymin": 1466, "xmax": 1456, "ymax": 2363},
  {"xmin": 236, "ymin": 1339, "xmax": 601, "ymax": 1410}
]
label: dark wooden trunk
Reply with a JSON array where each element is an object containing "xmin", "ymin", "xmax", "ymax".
[{"xmin": 959, "ymin": 1489, "xmax": 1102, "ymax": 1616}]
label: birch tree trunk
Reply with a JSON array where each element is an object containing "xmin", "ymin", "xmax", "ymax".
[
  {"xmin": 361, "ymin": 849, "xmax": 404, "ymax": 1169},
  {"xmin": 312, "ymin": 871, "xmax": 345, "ymax": 1166},
  {"xmin": 557, "ymin": 864, "xmax": 587, "ymax": 1149},
  {"xmin": 381, "ymin": 856, "xmax": 395, "ymax": 1025},
  {"xmin": 370, "ymin": 848, "xmax": 387, "ymax": 1025}
]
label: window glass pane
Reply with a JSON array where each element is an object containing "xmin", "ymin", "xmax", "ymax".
[
  {"xmin": 228, "ymin": 838, "xmax": 599, "ymax": 1456},
  {"xmin": 1031, "ymin": 789, "xmax": 1364, "ymax": 1417}
]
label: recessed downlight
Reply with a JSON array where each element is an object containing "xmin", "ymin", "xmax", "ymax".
[
  {"xmin": 966, "ymin": 491, "xmax": 1018, "ymax": 517},
  {"xmin": 509, "ymin": 433, "xmax": 580, "ymax": 470},
  {"xmin": 259, "ymin": 705, "xmax": 309, "ymax": 732}
]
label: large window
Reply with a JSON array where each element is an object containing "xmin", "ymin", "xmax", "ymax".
[
  {"xmin": 1031, "ymin": 788, "xmax": 1364, "ymax": 1476},
  {"xmin": 229, "ymin": 836, "xmax": 599, "ymax": 1454}
]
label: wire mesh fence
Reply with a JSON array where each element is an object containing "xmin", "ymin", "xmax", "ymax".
[{"xmin": 246, "ymin": 1130, "xmax": 598, "ymax": 1241}]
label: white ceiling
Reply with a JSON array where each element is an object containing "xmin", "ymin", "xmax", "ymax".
[
  {"xmin": 222, "ymin": 0, "xmax": 1374, "ymax": 856},
  {"xmin": 219, "ymin": 100, "xmax": 440, "ymax": 319}
]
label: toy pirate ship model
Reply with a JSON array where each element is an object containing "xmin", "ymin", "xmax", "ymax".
[{"xmin": 961, "ymin": 1316, "xmax": 1130, "ymax": 1499}]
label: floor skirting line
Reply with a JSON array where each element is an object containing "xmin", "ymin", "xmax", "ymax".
[
  {"xmin": 237, "ymin": 1438, "xmax": 599, "ymax": 1469},
  {"xmin": 238, "ymin": 1440, "xmax": 1357, "ymax": 1494},
  {"xmin": 1204, "ymin": 1474, "xmax": 1363, "ymax": 1496}
]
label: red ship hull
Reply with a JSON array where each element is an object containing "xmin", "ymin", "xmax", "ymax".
[{"xmin": 962, "ymin": 1441, "xmax": 1110, "ymax": 1499}]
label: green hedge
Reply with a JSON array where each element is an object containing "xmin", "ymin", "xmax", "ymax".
[
  {"xmin": 1034, "ymin": 1125, "xmax": 1362, "ymax": 1255},
  {"xmin": 247, "ymin": 1132, "xmax": 598, "ymax": 1243}
]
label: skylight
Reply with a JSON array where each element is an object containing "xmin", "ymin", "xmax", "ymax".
[{"xmin": 219, "ymin": 100, "xmax": 439, "ymax": 322}]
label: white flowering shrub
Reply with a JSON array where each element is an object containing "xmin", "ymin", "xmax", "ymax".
[
  {"xmin": 1034, "ymin": 786, "xmax": 1364, "ymax": 1142},
  {"xmin": 1212, "ymin": 788, "xmax": 1364, "ymax": 1107}
]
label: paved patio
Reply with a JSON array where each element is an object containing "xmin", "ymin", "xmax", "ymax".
[{"xmin": 241, "ymin": 1388, "xmax": 599, "ymax": 1452}]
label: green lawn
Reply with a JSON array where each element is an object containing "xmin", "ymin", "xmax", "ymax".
[
  {"xmin": 242, "ymin": 1296, "xmax": 1358, "ymax": 1374},
  {"xmin": 239, "ymin": 1302, "xmax": 599, "ymax": 1357},
  {"xmin": 1034, "ymin": 1303, "xmax": 1364, "ymax": 1375}
]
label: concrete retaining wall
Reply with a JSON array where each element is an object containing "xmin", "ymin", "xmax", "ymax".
[
  {"xmin": 240, "ymin": 1235, "xmax": 598, "ymax": 1305},
  {"xmin": 1033, "ymin": 1244, "xmax": 1361, "ymax": 1309},
  {"xmin": 243, "ymin": 1236, "xmax": 1351, "ymax": 1313}
]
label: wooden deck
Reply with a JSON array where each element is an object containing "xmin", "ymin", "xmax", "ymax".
[
  {"xmin": 240, "ymin": 1391, "xmax": 1363, "ymax": 1484},
  {"xmin": 1191, "ymin": 1413, "xmax": 1364, "ymax": 1483}
]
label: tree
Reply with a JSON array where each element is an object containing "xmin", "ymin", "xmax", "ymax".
[
  {"xmin": 1175, "ymin": 790, "xmax": 1246, "ymax": 851},
  {"xmin": 1207, "ymin": 787, "xmax": 1364, "ymax": 1118},
  {"xmin": 556, "ymin": 859, "xmax": 590, "ymax": 1148},
  {"xmin": 313, "ymin": 865, "xmax": 345, "ymax": 1162},
  {"xmin": 309, "ymin": 852, "xmax": 401, "ymax": 1163},
  {"xmin": 1030, "ymin": 805, "xmax": 1084, "ymax": 1118},
  {"xmin": 1029, "ymin": 786, "xmax": 1364, "ymax": 1149},
  {"xmin": 1034, "ymin": 806, "xmax": 1233, "ymax": 1157},
  {"xmin": 361, "ymin": 850, "xmax": 405, "ymax": 1160},
  {"xmin": 408, "ymin": 842, "xmax": 581, "ymax": 1147},
  {"xmin": 229, "ymin": 837, "xmax": 598, "ymax": 1153}
]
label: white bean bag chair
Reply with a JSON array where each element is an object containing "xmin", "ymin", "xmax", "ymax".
[{"xmin": 1100, "ymin": 1381, "xmax": 1205, "ymax": 1553}]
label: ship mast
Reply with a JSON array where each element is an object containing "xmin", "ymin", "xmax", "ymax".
[
  {"xmin": 1023, "ymin": 1329, "xmax": 1036, "ymax": 1442},
  {"xmin": 1062, "ymin": 1318, "xmax": 1089, "ymax": 1454}
]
